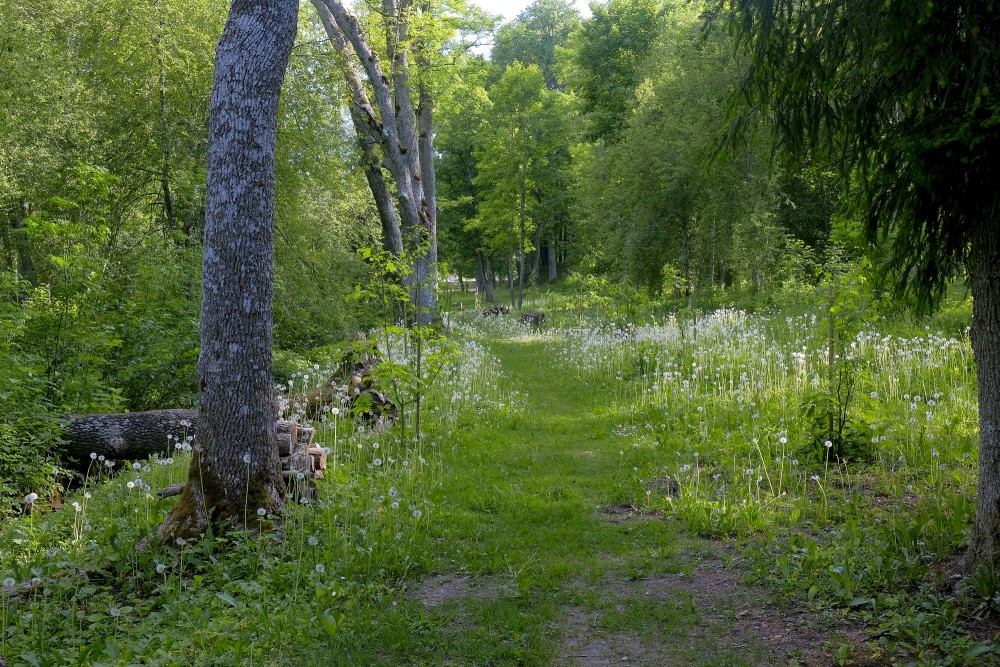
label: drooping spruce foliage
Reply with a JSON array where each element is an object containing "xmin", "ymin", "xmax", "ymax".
[{"xmin": 724, "ymin": 0, "xmax": 1000, "ymax": 304}]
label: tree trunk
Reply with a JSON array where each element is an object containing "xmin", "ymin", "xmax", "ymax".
[
  {"xmin": 312, "ymin": 0, "xmax": 403, "ymax": 256},
  {"xmin": 683, "ymin": 218, "xmax": 691, "ymax": 307},
  {"xmin": 508, "ymin": 251, "xmax": 515, "ymax": 309},
  {"xmin": 547, "ymin": 242, "xmax": 557, "ymax": 283},
  {"xmin": 970, "ymin": 208, "xmax": 1000, "ymax": 569},
  {"xmin": 159, "ymin": 0, "xmax": 297, "ymax": 542},
  {"xmin": 517, "ymin": 171, "xmax": 527, "ymax": 310},
  {"xmin": 529, "ymin": 228, "xmax": 542, "ymax": 280},
  {"xmin": 709, "ymin": 218, "xmax": 716, "ymax": 289},
  {"xmin": 483, "ymin": 254, "xmax": 495, "ymax": 302},
  {"xmin": 11, "ymin": 200, "xmax": 37, "ymax": 287},
  {"xmin": 318, "ymin": 0, "xmax": 437, "ymax": 322},
  {"xmin": 475, "ymin": 251, "xmax": 487, "ymax": 297},
  {"xmin": 417, "ymin": 75, "xmax": 438, "ymax": 310}
]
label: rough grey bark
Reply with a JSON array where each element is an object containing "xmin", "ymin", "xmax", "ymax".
[
  {"xmin": 970, "ymin": 204, "xmax": 1000, "ymax": 569},
  {"xmin": 63, "ymin": 411, "xmax": 309, "ymax": 468},
  {"xmin": 160, "ymin": 0, "xmax": 297, "ymax": 541},
  {"xmin": 547, "ymin": 243, "xmax": 557, "ymax": 283},
  {"xmin": 64, "ymin": 409, "xmax": 197, "ymax": 465}
]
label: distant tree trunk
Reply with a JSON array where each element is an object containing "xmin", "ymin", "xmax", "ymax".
[
  {"xmin": 529, "ymin": 228, "xmax": 542, "ymax": 279},
  {"xmin": 683, "ymin": 218, "xmax": 691, "ymax": 307},
  {"xmin": 475, "ymin": 250, "xmax": 495, "ymax": 302},
  {"xmin": 547, "ymin": 243, "xmax": 557, "ymax": 283},
  {"xmin": 483, "ymin": 254, "xmax": 495, "ymax": 302},
  {"xmin": 154, "ymin": 24, "xmax": 176, "ymax": 233},
  {"xmin": 517, "ymin": 170, "xmax": 527, "ymax": 310},
  {"xmin": 10, "ymin": 200, "xmax": 37, "ymax": 287},
  {"xmin": 970, "ymin": 207, "xmax": 1000, "ymax": 569},
  {"xmin": 508, "ymin": 251, "xmax": 515, "ymax": 308},
  {"xmin": 709, "ymin": 218, "xmax": 716, "ymax": 289},
  {"xmin": 159, "ymin": 0, "xmax": 297, "ymax": 542},
  {"xmin": 417, "ymin": 76, "xmax": 438, "ymax": 314}
]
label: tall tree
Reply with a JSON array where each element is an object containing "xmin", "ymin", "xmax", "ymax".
[
  {"xmin": 563, "ymin": 0, "xmax": 661, "ymax": 143},
  {"xmin": 310, "ymin": 0, "xmax": 485, "ymax": 322},
  {"xmin": 492, "ymin": 0, "xmax": 581, "ymax": 90},
  {"xmin": 723, "ymin": 0, "xmax": 1000, "ymax": 566},
  {"xmin": 160, "ymin": 0, "xmax": 298, "ymax": 540},
  {"xmin": 473, "ymin": 62, "xmax": 572, "ymax": 308}
]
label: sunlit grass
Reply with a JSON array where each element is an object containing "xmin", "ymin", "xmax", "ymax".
[{"xmin": 0, "ymin": 291, "xmax": 992, "ymax": 666}]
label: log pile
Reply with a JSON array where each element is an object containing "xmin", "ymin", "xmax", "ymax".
[
  {"xmin": 61, "ymin": 333, "xmax": 393, "ymax": 475},
  {"xmin": 482, "ymin": 304, "xmax": 510, "ymax": 316},
  {"xmin": 282, "ymin": 332, "xmax": 395, "ymax": 422},
  {"xmin": 157, "ymin": 421, "xmax": 325, "ymax": 499},
  {"xmin": 519, "ymin": 310, "xmax": 545, "ymax": 326}
]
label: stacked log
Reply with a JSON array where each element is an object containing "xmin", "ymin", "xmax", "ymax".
[
  {"xmin": 519, "ymin": 310, "xmax": 545, "ymax": 326},
  {"xmin": 62, "ymin": 333, "xmax": 394, "ymax": 476},
  {"xmin": 157, "ymin": 421, "xmax": 324, "ymax": 499},
  {"xmin": 482, "ymin": 304, "xmax": 510, "ymax": 316}
]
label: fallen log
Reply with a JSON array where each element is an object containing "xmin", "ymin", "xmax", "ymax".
[
  {"xmin": 63, "ymin": 409, "xmax": 197, "ymax": 466},
  {"xmin": 64, "ymin": 333, "xmax": 393, "ymax": 471},
  {"xmin": 64, "ymin": 412, "xmax": 321, "ymax": 476}
]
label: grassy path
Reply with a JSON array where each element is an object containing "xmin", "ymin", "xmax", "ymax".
[{"xmin": 376, "ymin": 336, "xmax": 838, "ymax": 666}]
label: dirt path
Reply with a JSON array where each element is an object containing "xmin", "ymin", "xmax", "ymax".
[{"xmin": 409, "ymin": 337, "xmax": 867, "ymax": 666}]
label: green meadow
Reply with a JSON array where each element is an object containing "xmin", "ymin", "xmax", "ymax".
[{"xmin": 1, "ymin": 285, "xmax": 992, "ymax": 666}]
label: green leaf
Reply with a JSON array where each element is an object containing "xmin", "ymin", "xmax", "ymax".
[{"xmin": 215, "ymin": 591, "xmax": 238, "ymax": 607}]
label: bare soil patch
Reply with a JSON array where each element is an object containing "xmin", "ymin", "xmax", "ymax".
[
  {"xmin": 554, "ymin": 549, "xmax": 878, "ymax": 666},
  {"xmin": 408, "ymin": 573, "xmax": 514, "ymax": 607}
]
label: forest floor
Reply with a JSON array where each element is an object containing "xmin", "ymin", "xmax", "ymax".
[
  {"xmin": 5, "ymin": 298, "xmax": 986, "ymax": 665},
  {"xmin": 404, "ymin": 337, "xmax": 868, "ymax": 666}
]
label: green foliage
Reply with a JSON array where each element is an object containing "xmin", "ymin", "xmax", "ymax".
[
  {"xmin": 491, "ymin": 0, "xmax": 582, "ymax": 90},
  {"xmin": 723, "ymin": 0, "xmax": 1000, "ymax": 304},
  {"xmin": 562, "ymin": 0, "xmax": 662, "ymax": 142}
]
